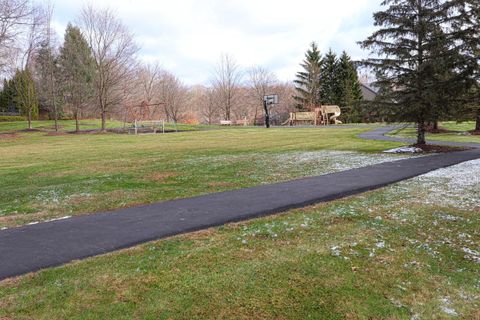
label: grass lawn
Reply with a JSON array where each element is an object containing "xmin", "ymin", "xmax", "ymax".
[
  {"xmin": 0, "ymin": 119, "xmax": 215, "ymax": 133},
  {"xmin": 0, "ymin": 122, "xmax": 408, "ymax": 228},
  {"xmin": 389, "ymin": 121, "xmax": 480, "ymax": 144},
  {"xmin": 0, "ymin": 159, "xmax": 478, "ymax": 319}
]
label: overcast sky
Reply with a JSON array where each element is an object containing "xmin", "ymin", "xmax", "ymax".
[{"xmin": 52, "ymin": 0, "xmax": 382, "ymax": 85}]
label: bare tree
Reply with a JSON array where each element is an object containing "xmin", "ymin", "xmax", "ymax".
[
  {"xmin": 211, "ymin": 54, "xmax": 242, "ymax": 121},
  {"xmin": 137, "ymin": 62, "xmax": 163, "ymax": 118},
  {"xmin": 79, "ymin": 5, "xmax": 138, "ymax": 132},
  {"xmin": 199, "ymin": 86, "xmax": 219, "ymax": 124},
  {"xmin": 247, "ymin": 66, "xmax": 278, "ymax": 121},
  {"xmin": 159, "ymin": 70, "xmax": 187, "ymax": 123},
  {"xmin": 0, "ymin": 0, "xmax": 35, "ymax": 72}
]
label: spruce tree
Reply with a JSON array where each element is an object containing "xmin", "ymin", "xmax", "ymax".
[
  {"xmin": 360, "ymin": 0, "xmax": 461, "ymax": 144},
  {"xmin": 337, "ymin": 51, "xmax": 363, "ymax": 122},
  {"xmin": 452, "ymin": 0, "xmax": 480, "ymax": 131},
  {"xmin": 0, "ymin": 79, "xmax": 16, "ymax": 113},
  {"xmin": 294, "ymin": 42, "xmax": 323, "ymax": 110},
  {"xmin": 321, "ymin": 49, "xmax": 340, "ymax": 105},
  {"xmin": 58, "ymin": 23, "xmax": 95, "ymax": 132},
  {"xmin": 33, "ymin": 41, "xmax": 61, "ymax": 123}
]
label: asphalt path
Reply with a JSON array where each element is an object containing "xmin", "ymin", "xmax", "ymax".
[{"xmin": 1, "ymin": 126, "xmax": 479, "ymax": 280}]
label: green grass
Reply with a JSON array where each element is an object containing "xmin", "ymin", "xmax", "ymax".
[
  {"xmin": 1, "ymin": 165, "xmax": 478, "ymax": 319},
  {"xmin": 1, "ymin": 120, "xmax": 478, "ymax": 318},
  {"xmin": 0, "ymin": 122, "xmax": 405, "ymax": 228},
  {"xmin": 440, "ymin": 121, "xmax": 476, "ymax": 132},
  {"xmin": 390, "ymin": 121, "xmax": 480, "ymax": 144}
]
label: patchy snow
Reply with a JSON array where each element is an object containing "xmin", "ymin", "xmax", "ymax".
[
  {"xmin": 187, "ymin": 150, "xmax": 420, "ymax": 185},
  {"xmin": 384, "ymin": 147, "xmax": 423, "ymax": 154},
  {"xmin": 462, "ymin": 247, "xmax": 480, "ymax": 264},
  {"xmin": 401, "ymin": 159, "xmax": 480, "ymax": 210}
]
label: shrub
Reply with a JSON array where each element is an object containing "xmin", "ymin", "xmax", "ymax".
[{"xmin": 0, "ymin": 116, "xmax": 26, "ymax": 122}]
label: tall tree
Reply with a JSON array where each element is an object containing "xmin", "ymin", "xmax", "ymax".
[
  {"xmin": 159, "ymin": 71, "xmax": 187, "ymax": 123},
  {"xmin": 337, "ymin": 51, "xmax": 363, "ymax": 122},
  {"xmin": 58, "ymin": 23, "xmax": 95, "ymax": 132},
  {"xmin": 80, "ymin": 5, "xmax": 138, "ymax": 132},
  {"xmin": 360, "ymin": 0, "xmax": 461, "ymax": 144},
  {"xmin": 452, "ymin": 0, "xmax": 480, "ymax": 131},
  {"xmin": 211, "ymin": 54, "xmax": 241, "ymax": 121},
  {"xmin": 320, "ymin": 49, "xmax": 340, "ymax": 105},
  {"xmin": 14, "ymin": 68, "xmax": 37, "ymax": 128},
  {"xmin": 293, "ymin": 42, "xmax": 322, "ymax": 110}
]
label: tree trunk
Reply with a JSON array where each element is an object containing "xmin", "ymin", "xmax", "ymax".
[
  {"xmin": 101, "ymin": 110, "xmax": 107, "ymax": 133},
  {"xmin": 433, "ymin": 121, "xmax": 438, "ymax": 131},
  {"xmin": 417, "ymin": 120, "xmax": 426, "ymax": 145},
  {"xmin": 75, "ymin": 109, "xmax": 80, "ymax": 133},
  {"xmin": 53, "ymin": 101, "xmax": 58, "ymax": 132},
  {"xmin": 476, "ymin": 110, "xmax": 480, "ymax": 132},
  {"xmin": 28, "ymin": 110, "xmax": 32, "ymax": 129}
]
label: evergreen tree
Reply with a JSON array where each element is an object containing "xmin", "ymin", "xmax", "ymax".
[
  {"xmin": 58, "ymin": 23, "xmax": 95, "ymax": 132},
  {"xmin": 0, "ymin": 79, "xmax": 16, "ymax": 113},
  {"xmin": 14, "ymin": 69, "xmax": 38, "ymax": 129},
  {"xmin": 360, "ymin": 0, "xmax": 463, "ymax": 144},
  {"xmin": 294, "ymin": 42, "xmax": 323, "ymax": 110},
  {"xmin": 452, "ymin": 0, "xmax": 480, "ymax": 131},
  {"xmin": 337, "ymin": 51, "xmax": 363, "ymax": 123},
  {"xmin": 320, "ymin": 49, "xmax": 340, "ymax": 105},
  {"xmin": 33, "ymin": 41, "xmax": 62, "ymax": 122}
]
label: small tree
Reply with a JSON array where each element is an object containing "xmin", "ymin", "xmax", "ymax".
[
  {"xmin": 58, "ymin": 23, "xmax": 95, "ymax": 132},
  {"xmin": 14, "ymin": 69, "xmax": 38, "ymax": 128},
  {"xmin": 293, "ymin": 42, "xmax": 322, "ymax": 110}
]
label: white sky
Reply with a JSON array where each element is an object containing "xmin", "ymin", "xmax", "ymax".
[{"xmin": 52, "ymin": 0, "xmax": 381, "ymax": 85}]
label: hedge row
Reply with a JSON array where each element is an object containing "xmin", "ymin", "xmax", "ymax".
[{"xmin": 0, "ymin": 116, "xmax": 26, "ymax": 122}]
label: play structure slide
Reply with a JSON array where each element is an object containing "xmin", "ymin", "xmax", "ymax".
[{"xmin": 284, "ymin": 105, "xmax": 342, "ymax": 125}]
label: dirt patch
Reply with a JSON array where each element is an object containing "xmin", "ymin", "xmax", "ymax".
[
  {"xmin": 207, "ymin": 181, "xmax": 236, "ymax": 188},
  {"xmin": 411, "ymin": 144, "xmax": 469, "ymax": 153},
  {"xmin": 0, "ymin": 133, "xmax": 18, "ymax": 139},
  {"xmin": 468, "ymin": 130, "xmax": 480, "ymax": 136},
  {"xmin": 426, "ymin": 126, "xmax": 453, "ymax": 134},
  {"xmin": 66, "ymin": 129, "xmax": 100, "ymax": 134},
  {"xmin": 18, "ymin": 128, "xmax": 42, "ymax": 132},
  {"xmin": 45, "ymin": 131, "xmax": 67, "ymax": 136},
  {"xmin": 144, "ymin": 172, "xmax": 177, "ymax": 182}
]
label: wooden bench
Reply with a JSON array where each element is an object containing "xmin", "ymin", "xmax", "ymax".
[
  {"xmin": 285, "ymin": 112, "xmax": 319, "ymax": 125},
  {"xmin": 220, "ymin": 120, "xmax": 233, "ymax": 126}
]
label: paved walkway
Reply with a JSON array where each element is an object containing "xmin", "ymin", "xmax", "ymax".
[{"xmin": 1, "ymin": 126, "xmax": 479, "ymax": 280}]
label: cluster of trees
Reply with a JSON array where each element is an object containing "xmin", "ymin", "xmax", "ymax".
[
  {"xmin": 360, "ymin": 0, "xmax": 479, "ymax": 144},
  {"xmin": 0, "ymin": 0, "xmax": 295, "ymax": 130},
  {"xmin": 293, "ymin": 43, "xmax": 363, "ymax": 122}
]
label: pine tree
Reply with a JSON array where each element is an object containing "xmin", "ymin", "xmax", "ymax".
[
  {"xmin": 0, "ymin": 79, "xmax": 16, "ymax": 113},
  {"xmin": 58, "ymin": 23, "xmax": 95, "ymax": 132},
  {"xmin": 337, "ymin": 51, "xmax": 363, "ymax": 123},
  {"xmin": 294, "ymin": 42, "xmax": 323, "ymax": 110},
  {"xmin": 14, "ymin": 69, "xmax": 38, "ymax": 129},
  {"xmin": 33, "ymin": 41, "xmax": 62, "ymax": 122},
  {"xmin": 360, "ymin": 0, "xmax": 462, "ymax": 144},
  {"xmin": 321, "ymin": 49, "xmax": 340, "ymax": 105}
]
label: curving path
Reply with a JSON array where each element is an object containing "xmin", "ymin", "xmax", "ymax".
[{"xmin": 1, "ymin": 126, "xmax": 479, "ymax": 280}]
